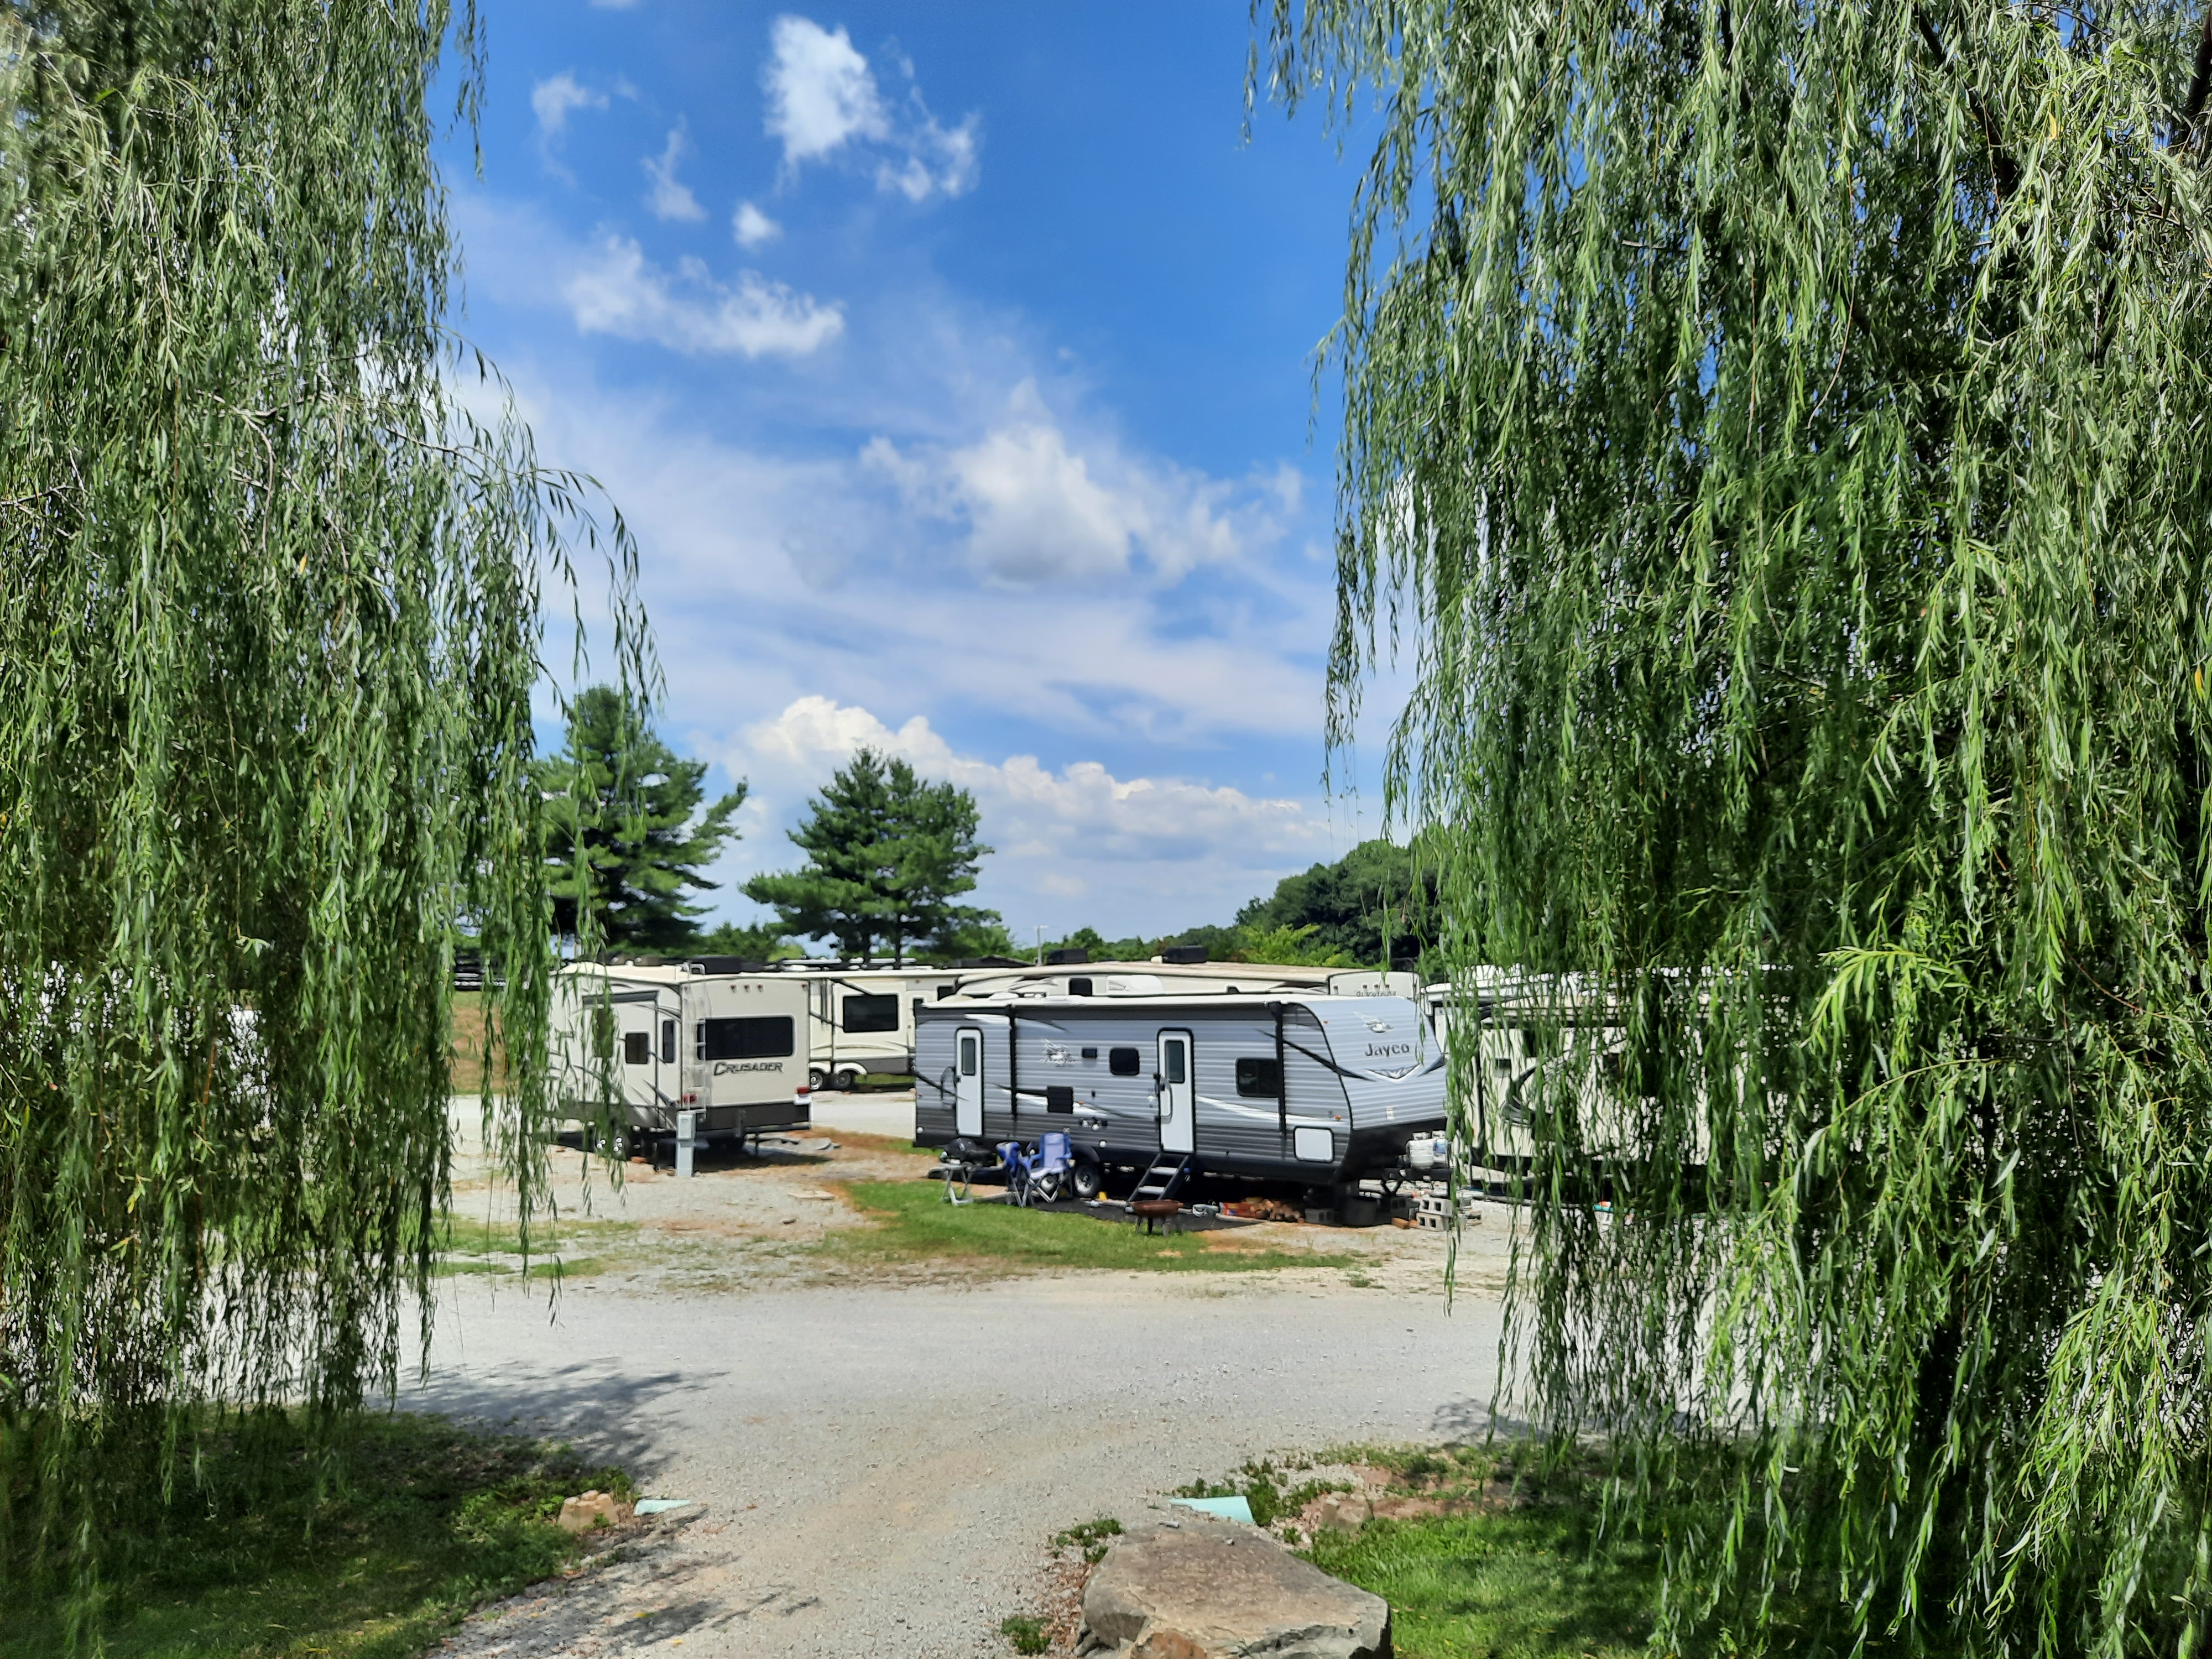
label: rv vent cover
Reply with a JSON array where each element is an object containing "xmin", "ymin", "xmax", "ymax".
[
  {"xmin": 1159, "ymin": 945, "xmax": 1208, "ymax": 964},
  {"xmin": 1045, "ymin": 947, "xmax": 1090, "ymax": 966}
]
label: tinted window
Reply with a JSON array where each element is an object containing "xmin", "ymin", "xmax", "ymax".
[
  {"xmin": 660, "ymin": 1019, "xmax": 677, "ymax": 1064},
  {"xmin": 959, "ymin": 1034, "xmax": 979, "ymax": 1076},
  {"xmin": 697, "ymin": 1016, "xmax": 794, "ymax": 1061},
  {"xmin": 624, "ymin": 1031, "xmax": 651, "ymax": 1066},
  {"xmin": 1236, "ymin": 1057, "xmax": 1281, "ymax": 1098},
  {"xmin": 590, "ymin": 1007, "xmax": 616, "ymax": 1058},
  {"xmin": 1068, "ymin": 977, "xmax": 1093, "ymax": 997},
  {"xmin": 1108, "ymin": 1046, "xmax": 1140, "ymax": 1076},
  {"xmin": 1164, "ymin": 1042, "xmax": 1186, "ymax": 1086},
  {"xmin": 843, "ymin": 993, "xmax": 899, "ymax": 1034}
]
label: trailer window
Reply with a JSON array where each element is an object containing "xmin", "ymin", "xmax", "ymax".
[
  {"xmin": 1108, "ymin": 1046, "xmax": 1140, "ymax": 1076},
  {"xmin": 623, "ymin": 1031, "xmax": 651, "ymax": 1066},
  {"xmin": 590, "ymin": 1007, "xmax": 616, "ymax": 1059},
  {"xmin": 1235, "ymin": 1057, "xmax": 1281, "ymax": 1098},
  {"xmin": 696, "ymin": 1016, "xmax": 795, "ymax": 1061},
  {"xmin": 661, "ymin": 1019, "xmax": 677, "ymax": 1064},
  {"xmin": 1164, "ymin": 1044, "xmax": 1186, "ymax": 1086},
  {"xmin": 959, "ymin": 1034, "xmax": 979, "ymax": 1076},
  {"xmin": 842, "ymin": 993, "xmax": 899, "ymax": 1034}
]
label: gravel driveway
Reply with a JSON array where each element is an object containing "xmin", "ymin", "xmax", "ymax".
[{"xmin": 420, "ymin": 1095, "xmax": 1515, "ymax": 1659}]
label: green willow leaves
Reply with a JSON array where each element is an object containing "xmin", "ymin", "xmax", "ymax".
[
  {"xmin": 1266, "ymin": 1, "xmax": 2212, "ymax": 1653},
  {"xmin": 0, "ymin": 0, "xmax": 645, "ymax": 1605}
]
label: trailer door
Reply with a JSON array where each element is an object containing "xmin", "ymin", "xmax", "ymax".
[
  {"xmin": 1157, "ymin": 1030, "xmax": 1195, "ymax": 1155},
  {"xmin": 956, "ymin": 1026, "xmax": 984, "ymax": 1138}
]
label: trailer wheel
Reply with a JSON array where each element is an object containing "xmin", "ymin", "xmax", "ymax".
[
  {"xmin": 809, "ymin": 1067, "xmax": 828, "ymax": 1092},
  {"xmin": 1071, "ymin": 1158, "xmax": 1102, "ymax": 1202}
]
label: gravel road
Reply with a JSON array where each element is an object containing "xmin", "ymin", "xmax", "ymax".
[{"xmin": 420, "ymin": 1094, "xmax": 1515, "ymax": 1659}]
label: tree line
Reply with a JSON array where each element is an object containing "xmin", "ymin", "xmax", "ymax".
[{"xmin": 541, "ymin": 685, "xmax": 1442, "ymax": 971}]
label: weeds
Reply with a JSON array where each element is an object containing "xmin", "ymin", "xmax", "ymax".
[
  {"xmin": 1051, "ymin": 1517, "xmax": 1124, "ymax": 1564},
  {"xmin": 1173, "ymin": 1459, "xmax": 1350, "ymax": 1527},
  {"xmin": 1000, "ymin": 1613, "xmax": 1050, "ymax": 1654}
]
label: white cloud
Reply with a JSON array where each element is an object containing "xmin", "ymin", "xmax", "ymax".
[
  {"xmin": 531, "ymin": 72, "xmax": 607, "ymax": 138},
  {"xmin": 562, "ymin": 236, "xmax": 843, "ymax": 357},
  {"xmin": 721, "ymin": 698, "xmax": 1332, "ymax": 933},
  {"xmin": 733, "ymin": 200, "xmax": 782, "ymax": 249},
  {"xmin": 642, "ymin": 126, "xmax": 706, "ymax": 222},
  {"xmin": 764, "ymin": 17, "xmax": 886, "ymax": 163},
  {"xmin": 762, "ymin": 15, "xmax": 980, "ymax": 201},
  {"xmin": 863, "ymin": 383, "xmax": 1265, "ymax": 585}
]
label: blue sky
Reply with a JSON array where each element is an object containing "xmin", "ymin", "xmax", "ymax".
[{"xmin": 448, "ymin": 1, "xmax": 1396, "ymax": 941}]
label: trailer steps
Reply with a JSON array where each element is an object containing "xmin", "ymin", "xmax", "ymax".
[{"xmin": 1127, "ymin": 1152, "xmax": 1194, "ymax": 1209}]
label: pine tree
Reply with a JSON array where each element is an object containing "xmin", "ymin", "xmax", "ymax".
[
  {"xmin": 535, "ymin": 687, "xmax": 744, "ymax": 952},
  {"xmin": 746, "ymin": 748, "xmax": 995, "ymax": 963},
  {"xmin": 1266, "ymin": 1, "xmax": 2212, "ymax": 1652}
]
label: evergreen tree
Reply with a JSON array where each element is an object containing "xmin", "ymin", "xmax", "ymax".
[
  {"xmin": 746, "ymin": 748, "xmax": 995, "ymax": 964},
  {"xmin": 1269, "ymin": 1, "xmax": 2212, "ymax": 1652},
  {"xmin": 535, "ymin": 687, "xmax": 744, "ymax": 952},
  {"xmin": 694, "ymin": 920, "xmax": 800, "ymax": 962}
]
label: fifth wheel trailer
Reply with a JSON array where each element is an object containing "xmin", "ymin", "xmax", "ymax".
[
  {"xmin": 912, "ymin": 991, "xmax": 1446, "ymax": 1192},
  {"xmin": 551, "ymin": 962, "xmax": 812, "ymax": 1153}
]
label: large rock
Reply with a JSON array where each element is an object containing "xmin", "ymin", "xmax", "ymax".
[{"xmin": 1079, "ymin": 1511, "xmax": 1390, "ymax": 1659}]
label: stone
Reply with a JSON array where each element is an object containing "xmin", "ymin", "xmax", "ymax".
[
  {"xmin": 1307, "ymin": 1493, "xmax": 1371, "ymax": 1532},
  {"xmin": 555, "ymin": 1490, "xmax": 633, "ymax": 1533},
  {"xmin": 1079, "ymin": 1510, "xmax": 1390, "ymax": 1659}
]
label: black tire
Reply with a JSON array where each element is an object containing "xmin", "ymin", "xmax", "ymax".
[
  {"xmin": 809, "ymin": 1067, "xmax": 828, "ymax": 1092},
  {"xmin": 1071, "ymin": 1159, "xmax": 1103, "ymax": 1202}
]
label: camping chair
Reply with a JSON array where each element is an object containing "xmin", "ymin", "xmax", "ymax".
[{"xmin": 1001, "ymin": 1132, "xmax": 1073, "ymax": 1208}]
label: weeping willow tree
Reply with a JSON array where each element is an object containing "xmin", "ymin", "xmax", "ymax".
[
  {"xmin": 0, "ymin": 0, "xmax": 644, "ymax": 1613},
  {"xmin": 1265, "ymin": 1, "xmax": 2212, "ymax": 1652}
]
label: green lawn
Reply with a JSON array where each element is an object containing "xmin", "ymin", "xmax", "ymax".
[
  {"xmin": 826, "ymin": 1179, "xmax": 1359, "ymax": 1274},
  {"xmin": 1307, "ymin": 1508, "xmax": 1656, "ymax": 1659},
  {"xmin": 3, "ymin": 1414, "xmax": 630, "ymax": 1659}
]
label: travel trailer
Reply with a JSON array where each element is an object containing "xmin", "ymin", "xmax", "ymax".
[
  {"xmin": 1426, "ymin": 971, "xmax": 1707, "ymax": 1177},
  {"xmin": 552, "ymin": 962, "xmax": 812, "ymax": 1154},
  {"xmin": 771, "ymin": 962, "xmax": 963, "ymax": 1089},
  {"xmin": 912, "ymin": 990, "xmax": 1446, "ymax": 1199}
]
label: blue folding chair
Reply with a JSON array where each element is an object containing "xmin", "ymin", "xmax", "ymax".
[{"xmin": 1000, "ymin": 1131, "xmax": 1074, "ymax": 1207}]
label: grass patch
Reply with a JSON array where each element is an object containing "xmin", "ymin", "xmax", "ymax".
[
  {"xmin": 1307, "ymin": 1504, "xmax": 1656, "ymax": 1659},
  {"xmin": 999, "ymin": 1614, "xmax": 1050, "ymax": 1655},
  {"xmin": 447, "ymin": 990, "xmax": 508, "ymax": 1094},
  {"xmin": 2, "ymin": 1412, "xmax": 630, "ymax": 1659},
  {"xmin": 431, "ymin": 1215, "xmax": 640, "ymax": 1281},
  {"xmin": 815, "ymin": 1128, "xmax": 936, "ymax": 1157},
  {"xmin": 823, "ymin": 1180, "xmax": 1358, "ymax": 1275}
]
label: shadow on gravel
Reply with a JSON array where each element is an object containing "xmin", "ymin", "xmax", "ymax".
[{"xmin": 409, "ymin": 1360, "xmax": 695, "ymax": 1488}]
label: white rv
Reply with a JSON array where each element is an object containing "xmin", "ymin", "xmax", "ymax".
[
  {"xmin": 1425, "ymin": 971, "xmax": 1710, "ymax": 1176},
  {"xmin": 781, "ymin": 963, "xmax": 962, "ymax": 1089},
  {"xmin": 552, "ymin": 962, "xmax": 812, "ymax": 1154}
]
